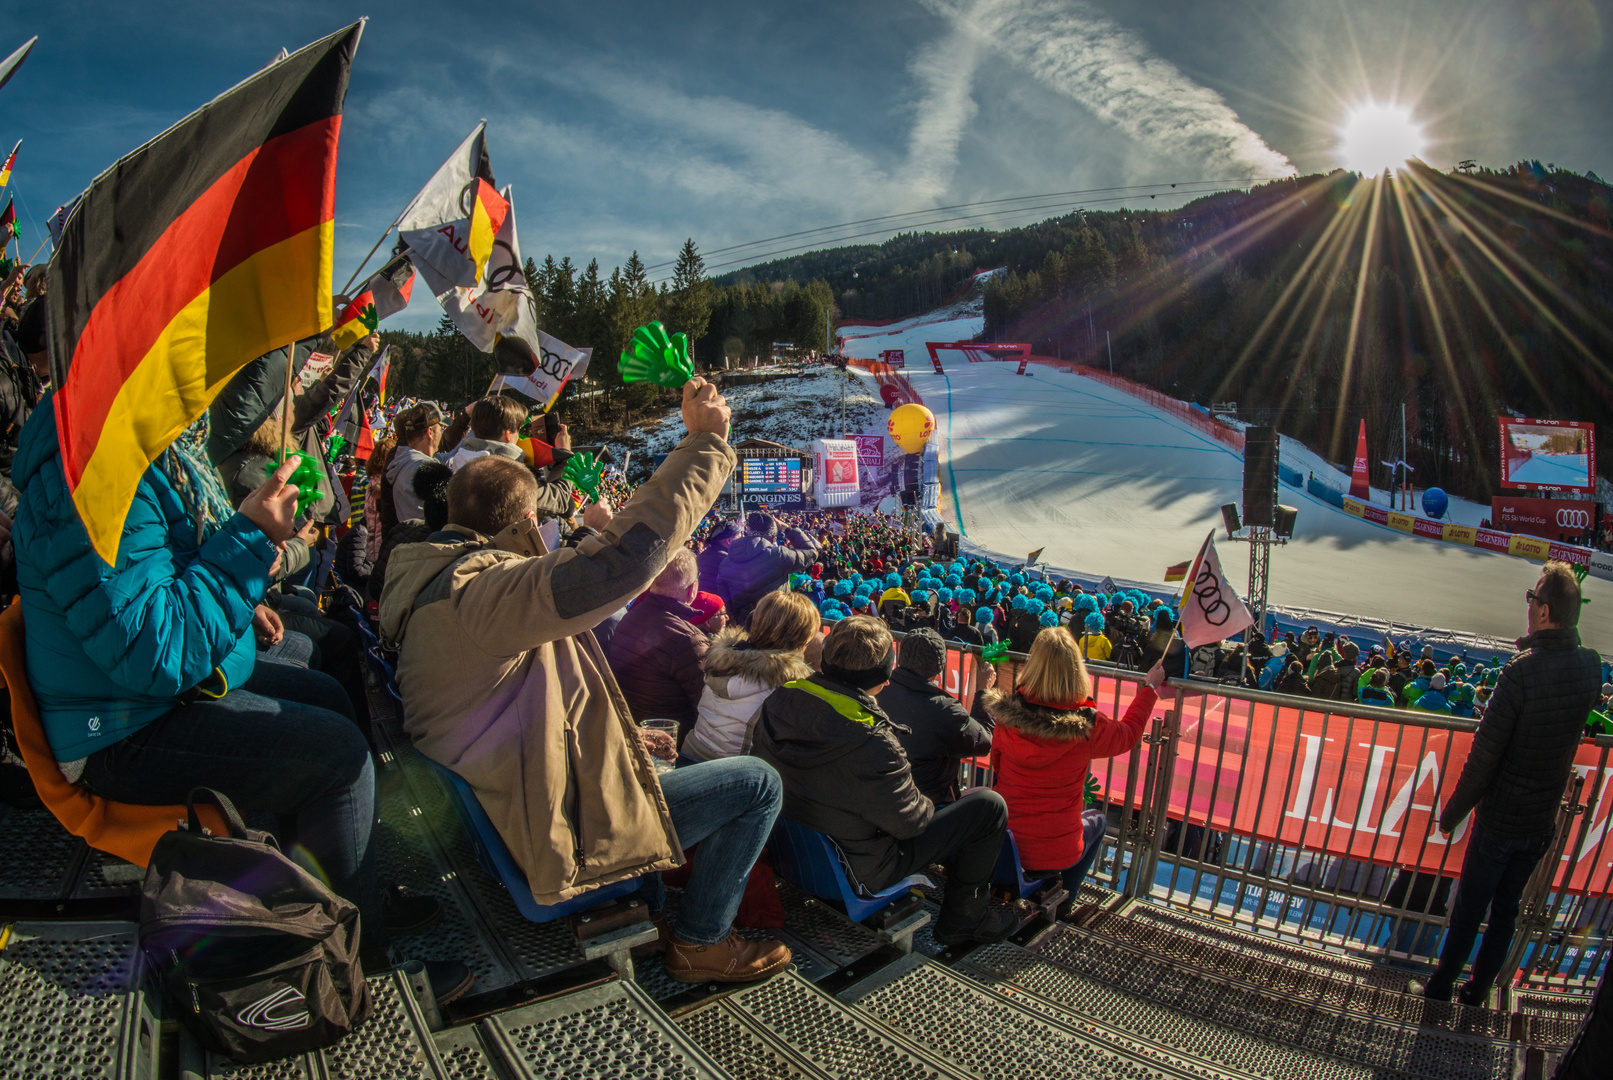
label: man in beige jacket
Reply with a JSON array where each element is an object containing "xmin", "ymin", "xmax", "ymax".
[{"xmin": 380, "ymin": 380, "xmax": 790, "ymax": 984}]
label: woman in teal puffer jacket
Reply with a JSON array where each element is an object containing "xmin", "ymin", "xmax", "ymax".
[{"xmin": 12, "ymin": 395, "xmax": 386, "ymax": 957}]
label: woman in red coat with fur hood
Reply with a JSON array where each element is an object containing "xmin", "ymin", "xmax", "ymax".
[{"xmin": 983, "ymin": 626, "xmax": 1165, "ymax": 906}]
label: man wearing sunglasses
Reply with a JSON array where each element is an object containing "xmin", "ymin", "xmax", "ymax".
[{"xmin": 1411, "ymin": 561, "xmax": 1601, "ymax": 1005}]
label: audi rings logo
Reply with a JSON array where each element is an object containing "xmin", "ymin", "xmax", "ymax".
[{"xmin": 1557, "ymin": 509, "xmax": 1592, "ymax": 528}]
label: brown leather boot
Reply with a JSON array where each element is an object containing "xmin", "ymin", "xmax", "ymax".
[{"xmin": 662, "ymin": 931, "xmax": 792, "ymax": 984}]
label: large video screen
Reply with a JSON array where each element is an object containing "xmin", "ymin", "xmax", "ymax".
[
  {"xmin": 1500, "ymin": 418, "xmax": 1596, "ymax": 494},
  {"xmin": 741, "ymin": 457, "xmax": 803, "ymax": 493}
]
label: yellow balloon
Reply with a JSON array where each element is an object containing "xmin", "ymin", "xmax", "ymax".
[{"xmin": 887, "ymin": 403, "xmax": 936, "ymax": 454}]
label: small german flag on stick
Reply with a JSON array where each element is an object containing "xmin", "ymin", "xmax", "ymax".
[
  {"xmin": 331, "ymin": 289, "xmax": 378, "ymax": 352},
  {"xmin": 48, "ymin": 23, "xmax": 362, "ymax": 563},
  {"xmin": 1164, "ymin": 560, "xmax": 1190, "ymax": 582}
]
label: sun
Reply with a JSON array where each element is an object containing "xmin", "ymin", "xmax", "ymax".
[{"xmin": 1339, "ymin": 104, "xmax": 1426, "ymax": 174}]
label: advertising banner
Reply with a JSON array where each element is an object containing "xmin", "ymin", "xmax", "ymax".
[
  {"xmin": 1508, "ymin": 535, "xmax": 1553, "ymax": 561},
  {"xmin": 1342, "ymin": 498, "xmax": 1366, "ymax": 519},
  {"xmin": 1387, "ymin": 511, "xmax": 1415, "ymax": 533},
  {"xmin": 1491, "ymin": 495, "xmax": 1597, "ymax": 544},
  {"xmin": 1499, "ymin": 417, "xmax": 1596, "ymax": 494},
  {"xmin": 1442, "ymin": 524, "xmax": 1476, "ymax": 545},
  {"xmin": 852, "ymin": 434, "xmax": 886, "ymax": 469},
  {"xmin": 1362, "ymin": 503, "xmax": 1389, "ymax": 525},
  {"xmin": 1411, "ymin": 518, "xmax": 1444, "ymax": 540},
  {"xmin": 1550, "ymin": 542, "xmax": 1592, "ymax": 567},
  {"xmin": 811, "ymin": 438, "xmax": 860, "ymax": 507},
  {"xmin": 1474, "ymin": 528, "xmax": 1512, "ymax": 553},
  {"xmin": 879, "ymin": 349, "xmax": 905, "ymax": 369}
]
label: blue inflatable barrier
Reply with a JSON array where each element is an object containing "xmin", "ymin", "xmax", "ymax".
[
  {"xmin": 1279, "ymin": 463, "xmax": 1305, "ymax": 489},
  {"xmin": 1307, "ymin": 477, "xmax": 1345, "ymax": 508}
]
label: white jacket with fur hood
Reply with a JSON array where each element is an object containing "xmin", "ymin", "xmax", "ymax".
[{"xmin": 682, "ymin": 627, "xmax": 813, "ymax": 763}]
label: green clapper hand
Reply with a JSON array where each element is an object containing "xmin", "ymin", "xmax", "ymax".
[
  {"xmin": 1084, "ymin": 774, "xmax": 1102, "ymax": 807},
  {"xmin": 357, "ymin": 302, "xmax": 379, "ymax": 334},
  {"xmin": 563, "ymin": 451, "xmax": 604, "ymax": 500},
  {"xmin": 325, "ymin": 434, "xmax": 347, "ymax": 462},
  {"xmin": 618, "ymin": 321, "xmax": 694, "ymax": 388},
  {"xmin": 261, "ymin": 449, "xmax": 325, "ymax": 518},
  {"xmin": 982, "ymin": 641, "xmax": 1009, "ymax": 664}
]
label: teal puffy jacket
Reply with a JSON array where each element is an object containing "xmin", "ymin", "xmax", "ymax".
[{"xmin": 12, "ymin": 395, "xmax": 276, "ymax": 760}]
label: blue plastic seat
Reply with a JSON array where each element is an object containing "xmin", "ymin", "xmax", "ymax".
[
  {"xmin": 992, "ymin": 829, "xmax": 1053, "ymax": 899},
  {"xmin": 769, "ymin": 818, "xmax": 932, "ymax": 923},
  {"xmin": 426, "ymin": 756, "xmax": 641, "ymax": 923}
]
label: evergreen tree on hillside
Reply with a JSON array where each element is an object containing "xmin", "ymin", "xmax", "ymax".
[{"xmin": 668, "ymin": 239, "xmax": 715, "ymax": 365}]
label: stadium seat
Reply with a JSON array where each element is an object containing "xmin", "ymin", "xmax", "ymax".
[
  {"xmin": 426, "ymin": 755, "xmax": 643, "ymax": 924},
  {"xmin": 992, "ymin": 829, "xmax": 1054, "ymax": 900},
  {"xmin": 768, "ymin": 818, "xmax": 932, "ymax": 923}
]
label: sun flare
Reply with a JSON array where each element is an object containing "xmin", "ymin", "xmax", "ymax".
[{"xmin": 1339, "ymin": 104, "xmax": 1426, "ymax": 174}]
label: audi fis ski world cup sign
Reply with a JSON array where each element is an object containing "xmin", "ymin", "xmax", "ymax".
[
  {"xmin": 1499, "ymin": 417, "xmax": 1596, "ymax": 494},
  {"xmin": 1491, "ymin": 495, "xmax": 1600, "ymax": 544},
  {"xmin": 878, "ymin": 349, "xmax": 905, "ymax": 368}
]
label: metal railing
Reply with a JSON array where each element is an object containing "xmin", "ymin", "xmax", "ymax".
[{"xmin": 899, "ymin": 629, "xmax": 1613, "ymax": 993}]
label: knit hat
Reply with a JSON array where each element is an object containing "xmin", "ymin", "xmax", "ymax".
[
  {"xmin": 1430, "ymin": 673, "xmax": 1447, "ymax": 691},
  {"xmin": 898, "ymin": 628, "xmax": 947, "ymax": 679},
  {"xmin": 689, "ymin": 592, "xmax": 726, "ymax": 625},
  {"xmin": 745, "ymin": 510, "xmax": 777, "ymax": 539}
]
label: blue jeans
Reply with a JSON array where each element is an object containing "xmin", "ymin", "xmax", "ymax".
[
  {"xmin": 1429, "ymin": 822, "xmax": 1554, "ymax": 1000},
  {"xmin": 654, "ymin": 757, "xmax": 782, "ymax": 946},
  {"xmin": 1060, "ymin": 809, "xmax": 1108, "ymax": 895},
  {"xmin": 263, "ymin": 630, "xmax": 317, "ymax": 668},
  {"xmin": 80, "ymin": 661, "xmax": 382, "ymax": 952}
]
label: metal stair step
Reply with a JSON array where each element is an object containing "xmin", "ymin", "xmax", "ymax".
[
  {"xmin": 1067, "ymin": 907, "xmax": 1515, "ymax": 1041},
  {"xmin": 840, "ymin": 950, "xmax": 1250, "ymax": 1080},
  {"xmin": 961, "ymin": 938, "xmax": 1495, "ymax": 1080},
  {"xmin": 678, "ymin": 968, "xmax": 971, "ymax": 1080}
]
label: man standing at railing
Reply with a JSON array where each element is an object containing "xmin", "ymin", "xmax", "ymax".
[{"xmin": 1410, "ymin": 561, "xmax": 1601, "ymax": 1006}]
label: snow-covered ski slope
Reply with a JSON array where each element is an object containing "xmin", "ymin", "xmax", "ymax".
[{"xmin": 839, "ymin": 314, "xmax": 1612, "ymax": 651}]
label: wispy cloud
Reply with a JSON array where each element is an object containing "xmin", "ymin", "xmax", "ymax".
[{"xmin": 924, "ymin": 0, "xmax": 1295, "ymax": 178}]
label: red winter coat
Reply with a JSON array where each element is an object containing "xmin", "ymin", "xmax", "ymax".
[{"xmin": 984, "ymin": 685, "xmax": 1157, "ymax": 872}]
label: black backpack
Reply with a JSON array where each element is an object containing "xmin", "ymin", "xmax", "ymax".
[{"xmin": 139, "ymin": 788, "xmax": 372, "ymax": 1062}]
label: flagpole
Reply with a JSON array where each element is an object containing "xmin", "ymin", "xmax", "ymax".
[
  {"xmin": 280, "ymin": 348, "xmax": 295, "ymax": 462},
  {"xmin": 338, "ymin": 218, "xmax": 399, "ymax": 297},
  {"xmin": 25, "ymin": 235, "xmax": 47, "ymax": 263}
]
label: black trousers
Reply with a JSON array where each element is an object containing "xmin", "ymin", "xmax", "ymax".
[{"xmin": 885, "ymin": 788, "xmax": 1007, "ymax": 893}]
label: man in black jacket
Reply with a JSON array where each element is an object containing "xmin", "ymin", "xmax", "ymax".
[
  {"xmin": 713, "ymin": 511, "xmax": 819, "ymax": 624},
  {"xmin": 753, "ymin": 615, "xmax": 1016, "ymax": 946},
  {"xmin": 879, "ymin": 629, "xmax": 995, "ymax": 804},
  {"xmin": 1411, "ymin": 562, "xmax": 1602, "ymax": 1004}
]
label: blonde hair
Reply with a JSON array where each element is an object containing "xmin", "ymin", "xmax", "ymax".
[
  {"xmin": 748, "ymin": 591, "xmax": 820, "ymax": 652},
  {"xmin": 821, "ymin": 615, "xmax": 892, "ymax": 670},
  {"xmin": 648, "ymin": 547, "xmax": 699, "ymax": 599},
  {"xmin": 1016, "ymin": 626, "xmax": 1092, "ymax": 707}
]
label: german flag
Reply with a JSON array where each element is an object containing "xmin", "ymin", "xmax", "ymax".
[
  {"xmin": 0, "ymin": 198, "xmax": 15, "ymax": 239},
  {"xmin": 0, "ymin": 141, "xmax": 17, "ymax": 188},
  {"xmin": 331, "ymin": 289, "xmax": 377, "ymax": 351},
  {"xmin": 466, "ymin": 178, "xmax": 507, "ymax": 284},
  {"xmin": 48, "ymin": 23, "xmax": 362, "ymax": 563},
  {"xmin": 1164, "ymin": 560, "xmax": 1190, "ymax": 582}
]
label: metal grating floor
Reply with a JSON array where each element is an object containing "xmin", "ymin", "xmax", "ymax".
[
  {"xmin": 691, "ymin": 968, "xmax": 963, "ymax": 1080},
  {"xmin": 1068, "ymin": 910, "xmax": 1514, "ymax": 1041},
  {"xmin": 0, "ymin": 803, "xmax": 89, "ymax": 901},
  {"xmin": 843, "ymin": 951, "xmax": 1233, "ymax": 1080},
  {"xmin": 1027, "ymin": 924, "xmax": 1517, "ymax": 1079}
]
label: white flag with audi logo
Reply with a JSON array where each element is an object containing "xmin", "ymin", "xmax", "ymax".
[{"xmin": 1178, "ymin": 531, "xmax": 1254, "ymax": 648}]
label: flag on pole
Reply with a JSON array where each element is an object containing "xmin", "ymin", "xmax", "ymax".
[
  {"xmin": 47, "ymin": 22, "xmax": 361, "ymax": 564},
  {"xmin": 375, "ymin": 350, "xmax": 391, "ymax": 407},
  {"xmin": 0, "ymin": 140, "xmax": 18, "ymax": 187},
  {"xmin": 1177, "ymin": 531, "xmax": 1254, "ymax": 648},
  {"xmin": 334, "ymin": 346, "xmax": 383, "ymax": 460},
  {"xmin": 0, "ymin": 37, "xmax": 35, "ymax": 95},
  {"xmin": 396, "ymin": 122, "xmax": 506, "ymax": 292},
  {"xmin": 364, "ymin": 250, "xmax": 415, "ymax": 320},
  {"xmin": 1164, "ymin": 560, "xmax": 1190, "ymax": 582},
  {"xmin": 0, "ymin": 197, "xmax": 16, "ymax": 240},
  {"xmin": 1025, "ymin": 547, "xmax": 1044, "ymax": 568},
  {"xmin": 331, "ymin": 289, "xmax": 377, "ymax": 351},
  {"xmin": 413, "ymin": 185, "xmax": 590, "ymax": 411}
]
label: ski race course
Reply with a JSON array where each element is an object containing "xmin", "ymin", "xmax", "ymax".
[{"xmin": 838, "ymin": 310, "xmax": 1613, "ymax": 652}]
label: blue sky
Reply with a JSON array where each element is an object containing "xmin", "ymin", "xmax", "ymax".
[{"xmin": 0, "ymin": 0, "xmax": 1607, "ymax": 329}]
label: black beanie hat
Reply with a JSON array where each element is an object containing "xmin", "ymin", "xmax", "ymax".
[
  {"xmin": 897, "ymin": 628, "xmax": 947, "ymax": 680},
  {"xmin": 746, "ymin": 510, "xmax": 777, "ymax": 539}
]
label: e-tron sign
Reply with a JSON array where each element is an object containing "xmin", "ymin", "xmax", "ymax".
[
  {"xmin": 1500, "ymin": 417, "xmax": 1596, "ymax": 494},
  {"xmin": 1491, "ymin": 495, "xmax": 1600, "ymax": 544}
]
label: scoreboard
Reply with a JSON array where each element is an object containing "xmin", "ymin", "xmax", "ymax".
[{"xmin": 741, "ymin": 458, "xmax": 803, "ymax": 493}]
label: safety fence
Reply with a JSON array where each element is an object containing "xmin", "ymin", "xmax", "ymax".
[
  {"xmin": 885, "ymin": 628, "xmax": 1613, "ymax": 993},
  {"xmin": 1027, "ymin": 360, "xmax": 1247, "ymax": 454}
]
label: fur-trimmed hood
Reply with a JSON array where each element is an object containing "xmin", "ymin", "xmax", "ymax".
[
  {"xmin": 982, "ymin": 688, "xmax": 1097, "ymax": 742},
  {"xmin": 702, "ymin": 626, "xmax": 813, "ymax": 693}
]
